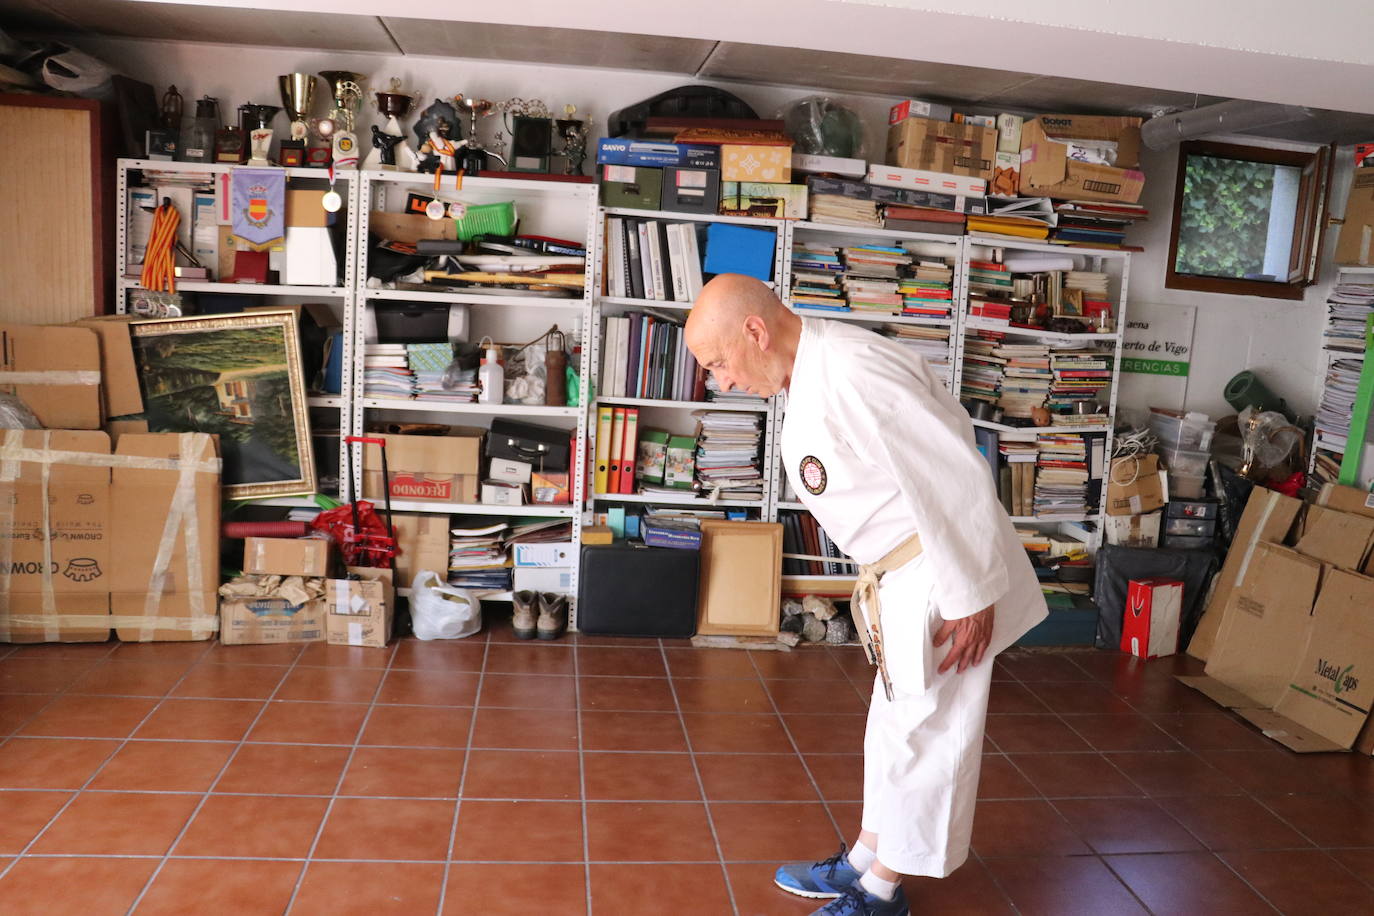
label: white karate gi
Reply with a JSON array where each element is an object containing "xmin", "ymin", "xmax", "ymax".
[{"xmin": 780, "ymin": 317, "xmax": 1047, "ymax": 877}]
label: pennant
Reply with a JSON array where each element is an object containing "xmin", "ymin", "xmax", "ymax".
[{"xmin": 230, "ymin": 168, "xmax": 285, "ymax": 251}]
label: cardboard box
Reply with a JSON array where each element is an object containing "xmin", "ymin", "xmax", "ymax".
[
  {"xmin": 286, "ymin": 189, "xmax": 330, "ymax": 228},
  {"xmin": 886, "ymin": 119, "xmax": 996, "ymax": 181},
  {"xmin": 513, "ymin": 541, "xmax": 575, "ymax": 568},
  {"xmin": 531, "ymin": 470, "xmax": 571, "ymax": 505},
  {"xmin": 480, "ymin": 479, "xmax": 524, "ymax": 506},
  {"xmin": 581, "ymin": 524, "xmax": 613, "ymax": 545},
  {"xmin": 719, "ymin": 182, "xmax": 807, "ymax": 219},
  {"xmin": 865, "ymin": 164, "xmax": 986, "ymax": 197},
  {"xmin": 1018, "ymin": 115, "xmax": 1145, "ymax": 203},
  {"xmin": 70, "ymin": 317, "xmax": 144, "ymax": 419},
  {"xmin": 1335, "ymin": 167, "xmax": 1374, "ymax": 266},
  {"xmin": 996, "ymin": 114, "xmax": 1024, "ymax": 154},
  {"xmin": 1121, "ymin": 578, "xmax": 1183, "ymax": 658},
  {"xmin": 391, "ymin": 513, "xmax": 450, "ymax": 587},
  {"xmin": 720, "ymin": 144, "xmax": 792, "ymax": 183},
  {"xmin": 243, "ymin": 537, "xmax": 333, "ymax": 577},
  {"xmin": 1192, "ymin": 543, "xmax": 1322, "ymax": 709},
  {"xmin": 1187, "ymin": 487, "xmax": 1302, "ymax": 660},
  {"xmin": 489, "ymin": 458, "xmax": 532, "ymax": 484},
  {"xmin": 0, "ymin": 324, "xmax": 103, "ymax": 429},
  {"xmin": 599, "ymin": 165, "xmax": 663, "ymax": 211},
  {"xmin": 1317, "ymin": 482, "xmax": 1374, "ymax": 519},
  {"xmin": 1294, "ymin": 504, "xmax": 1374, "ymax": 572},
  {"xmin": 220, "ymin": 596, "xmax": 326, "ymax": 645},
  {"xmin": 363, "ymin": 430, "xmax": 482, "ymax": 505},
  {"xmin": 888, "ymin": 99, "xmax": 954, "ymax": 125},
  {"xmin": 1105, "ymin": 511, "xmax": 1161, "ymax": 548},
  {"xmin": 1105, "ymin": 454, "xmax": 1166, "ymax": 517},
  {"xmin": 791, "ymin": 153, "xmax": 867, "ymax": 179},
  {"xmin": 1260, "ymin": 568, "xmax": 1374, "ymax": 751},
  {"xmin": 325, "ymin": 573, "xmax": 392, "ymax": 648},
  {"xmin": 512, "ymin": 565, "xmax": 573, "ymax": 595}
]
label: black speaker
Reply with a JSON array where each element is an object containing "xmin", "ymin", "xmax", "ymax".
[
  {"xmin": 509, "ymin": 116, "xmax": 552, "ymax": 173},
  {"xmin": 577, "ymin": 543, "xmax": 699, "ymax": 638}
]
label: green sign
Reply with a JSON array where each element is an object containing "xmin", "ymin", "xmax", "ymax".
[{"xmin": 1122, "ymin": 357, "xmax": 1190, "ymax": 377}]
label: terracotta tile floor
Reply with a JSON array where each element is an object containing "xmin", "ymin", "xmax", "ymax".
[{"xmin": 0, "ymin": 621, "xmax": 1372, "ymax": 915}]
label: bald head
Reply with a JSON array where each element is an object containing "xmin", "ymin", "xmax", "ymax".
[{"xmin": 684, "ymin": 273, "xmax": 802, "ymax": 398}]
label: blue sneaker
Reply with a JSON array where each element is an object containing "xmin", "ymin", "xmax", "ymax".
[
  {"xmin": 812, "ymin": 882, "xmax": 909, "ymax": 916},
  {"xmin": 774, "ymin": 845, "xmax": 862, "ymax": 899}
]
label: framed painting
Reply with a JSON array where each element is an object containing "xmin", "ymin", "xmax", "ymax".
[{"xmin": 130, "ymin": 309, "xmax": 316, "ymax": 499}]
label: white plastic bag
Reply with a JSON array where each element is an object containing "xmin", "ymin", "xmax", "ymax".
[{"xmin": 410, "ymin": 570, "xmax": 481, "ymax": 640}]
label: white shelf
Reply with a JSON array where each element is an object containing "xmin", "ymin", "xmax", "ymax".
[
  {"xmin": 599, "ymin": 296, "xmax": 691, "ymax": 311},
  {"xmin": 386, "ymin": 500, "xmax": 577, "ymax": 517},
  {"xmin": 966, "ymin": 234, "xmax": 1134, "ymax": 260},
  {"xmin": 776, "ymin": 500, "xmax": 808, "ymax": 511},
  {"xmin": 592, "ymin": 492, "xmax": 765, "ymax": 508},
  {"xmin": 229, "ymin": 495, "xmax": 327, "ymax": 509},
  {"xmin": 398, "ymin": 587, "xmax": 514, "ymax": 601},
  {"xmin": 120, "ymin": 278, "xmax": 348, "ymax": 297},
  {"xmin": 790, "ymin": 306, "xmax": 953, "ymax": 327},
  {"xmin": 362, "ymin": 399, "xmax": 580, "ymax": 418},
  {"xmin": 360, "ymin": 170, "xmax": 595, "ymax": 199},
  {"xmin": 792, "ymin": 220, "xmax": 964, "ymax": 245},
  {"xmin": 307, "ymin": 396, "xmax": 345, "ymax": 409},
  {"xmin": 597, "ymin": 396, "xmax": 769, "ymax": 413},
  {"xmin": 1009, "ymin": 514, "xmax": 1094, "ymax": 524},
  {"xmin": 363, "ymin": 288, "xmax": 587, "ymax": 309},
  {"xmin": 963, "ymin": 315, "xmax": 1122, "ymax": 344},
  {"xmin": 121, "ymin": 158, "xmax": 350, "ymax": 181},
  {"xmin": 603, "ymin": 206, "xmax": 784, "ymax": 229},
  {"xmin": 971, "ymin": 418, "xmax": 1110, "ymax": 435}
]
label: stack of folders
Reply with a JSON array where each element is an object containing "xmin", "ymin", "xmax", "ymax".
[
  {"xmin": 604, "ymin": 216, "xmax": 705, "ymax": 302},
  {"xmin": 1325, "ymin": 275, "xmax": 1374, "ymax": 353},
  {"xmin": 1033, "ymin": 434, "xmax": 1089, "ymax": 519},
  {"xmin": 363, "ymin": 344, "xmax": 414, "ymax": 399},
  {"xmin": 694, "ymin": 411, "xmax": 764, "ymax": 500},
  {"xmin": 599, "ymin": 310, "xmax": 703, "ymax": 400},
  {"xmin": 593, "ymin": 406, "xmax": 641, "ymax": 496},
  {"xmin": 448, "ymin": 521, "xmax": 511, "ymax": 591}
]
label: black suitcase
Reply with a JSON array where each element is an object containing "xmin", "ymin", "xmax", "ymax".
[
  {"xmin": 485, "ymin": 418, "xmax": 571, "ymax": 471},
  {"xmin": 577, "ymin": 543, "xmax": 698, "ymax": 638}
]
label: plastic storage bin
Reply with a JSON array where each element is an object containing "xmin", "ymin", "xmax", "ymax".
[
  {"xmin": 1163, "ymin": 516, "xmax": 1217, "ymax": 538},
  {"xmin": 1159, "ymin": 445, "xmax": 1210, "ymax": 478},
  {"xmin": 1149, "ymin": 409, "xmax": 1216, "ymax": 451},
  {"xmin": 1170, "ymin": 474, "xmax": 1206, "ymax": 499}
]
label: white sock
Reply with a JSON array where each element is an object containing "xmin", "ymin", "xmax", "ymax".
[
  {"xmin": 859, "ymin": 869, "xmax": 899, "ymax": 901},
  {"xmin": 847, "ymin": 839, "xmax": 877, "ymax": 873}
]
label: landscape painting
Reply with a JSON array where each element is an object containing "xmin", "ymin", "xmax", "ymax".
[{"xmin": 130, "ymin": 310, "xmax": 316, "ymax": 499}]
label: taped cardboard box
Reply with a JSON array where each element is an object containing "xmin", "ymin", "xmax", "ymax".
[
  {"xmin": 391, "ymin": 513, "xmax": 450, "ymax": 586},
  {"xmin": 1317, "ymin": 482, "xmax": 1374, "ymax": 520},
  {"xmin": 325, "ymin": 569, "xmax": 393, "ymax": 648},
  {"xmin": 885, "ymin": 119, "xmax": 996, "ymax": 181},
  {"xmin": 0, "ymin": 324, "xmax": 103, "ymax": 429},
  {"xmin": 1335, "ymin": 166, "xmax": 1374, "ymax": 267},
  {"xmin": 363, "ymin": 430, "xmax": 482, "ymax": 505},
  {"xmin": 1105, "ymin": 454, "xmax": 1166, "ymax": 517},
  {"xmin": 220, "ymin": 596, "xmax": 326, "ymax": 645},
  {"xmin": 1179, "ymin": 542, "xmax": 1322, "ymax": 710},
  {"xmin": 1187, "ymin": 487, "xmax": 1302, "ymax": 660},
  {"xmin": 1019, "ymin": 115, "xmax": 1145, "ymax": 204},
  {"xmin": 243, "ymin": 536, "xmax": 333, "ymax": 577},
  {"xmin": 1293, "ymin": 504, "xmax": 1374, "ymax": 572}
]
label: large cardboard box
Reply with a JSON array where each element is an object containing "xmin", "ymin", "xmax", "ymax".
[
  {"xmin": 1317, "ymin": 482, "xmax": 1374, "ymax": 520},
  {"xmin": 720, "ymin": 145, "xmax": 792, "ymax": 183},
  {"xmin": 1105, "ymin": 454, "xmax": 1166, "ymax": 517},
  {"xmin": 391, "ymin": 513, "xmax": 450, "ymax": 587},
  {"xmin": 1182, "ymin": 543, "xmax": 1322, "ymax": 709},
  {"xmin": 0, "ymin": 324, "xmax": 103, "ymax": 429},
  {"xmin": 325, "ymin": 570, "xmax": 393, "ymax": 648},
  {"xmin": 363, "ymin": 430, "xmax": 482, "ymax": 505},
  {"xmin": 1294, "ymin": 504, "xmax": 1374, "ymax": 572},
  {"xmin": 886, "ymin": 119, "xmax": 996, "ymax": 181},
  {"xmin": 1255, "ymin": 569, "xmax": 1374, "ymax": 752},
  {"xmin": 1018, "ymin": 115, "xmax": 1145, "ymax": 203},
  {"xmin": 1187, "ymin": 487, "xmax": 1302, "ymax": 660},
  {"xmin": 243, "ymin": 537, "xmax": 333, "ymax": 577},
  {"xmin": 0, "ymin": 431, "xmax": 220, "ymax": 643},
  {"xmin": 1335, "ymin": 166, "xmax": 1374, "ymax": 267},
  {"xmin": 220, "ymin": 596, "xmax": 326, "ymax": 645},
  {"xmin": 69, "ymin": 316, "xmax": 144, "ymax": 419}
]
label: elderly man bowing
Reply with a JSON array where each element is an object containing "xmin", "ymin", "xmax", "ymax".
[{"xmin": 684, "ymin": 274, "xmax": 1047, "ymax": 916}]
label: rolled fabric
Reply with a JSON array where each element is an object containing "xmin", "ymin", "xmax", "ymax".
[{"xmin": 1001, "ymin": 254, "xmax": 1079, "ymax": 273}]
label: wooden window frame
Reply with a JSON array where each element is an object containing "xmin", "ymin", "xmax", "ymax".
[{"xmin": 1165, "ymin": 140, "xmax": 1334, "ymax": 301}]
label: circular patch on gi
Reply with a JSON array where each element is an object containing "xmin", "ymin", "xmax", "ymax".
[{"xmin": 799, "ymin": 455, "xmax": 828, "ymax": 495}]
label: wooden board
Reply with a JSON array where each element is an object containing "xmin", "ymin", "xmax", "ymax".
[{"xmin": 696, "ymin": 520, "xmax": 782, "ymax": 636}]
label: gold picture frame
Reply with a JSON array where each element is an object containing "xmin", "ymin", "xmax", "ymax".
[{"xmin": 129, "ymin": 309, "xmax": 316, "ymax": 500}]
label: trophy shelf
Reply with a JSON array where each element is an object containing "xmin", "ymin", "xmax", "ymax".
[{"xmin": 120, "ymin": 157, "xmax": 345, "ymax": 181}]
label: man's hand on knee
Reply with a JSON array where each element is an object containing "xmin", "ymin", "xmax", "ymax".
[{"xmin": 933, "ymin": 604, "xmax": 995, "ymax": 674}]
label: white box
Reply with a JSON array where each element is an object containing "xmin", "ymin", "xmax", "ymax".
[
  {"xmin": 865, "ymin": 164, "xmax": 986, "ymax": 197},
  {"xmin": 791, "ymin": 153, "xmax": 867, "ymax": 179},
  {"xmin": 512, "ymin": 566, "xmax": 574, "ymax": 595},
  {"xmin": 480, "ymin": 479, "xmax": 525, "ymax": 506},
  {"xmin": 888, "ymin": 99, "xmax": 953, "ymax": 125},
  {"xmin": 283, "ymin": 227, "xmax": 338, "ymax": 286},
  {"xmin": 489, "ymin": 457, "xmax": 532, "ymax": 484},
  {"xmin": 513, "ymin": 541, "xmax": 575, "ymax": 568},
  {"xmin": 996, "ymin": 113, "xmax": 1024, "ymax": 154}
]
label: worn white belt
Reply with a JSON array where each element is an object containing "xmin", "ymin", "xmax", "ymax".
[{"xmin": 851, "ymin": 532, "xmax": 924, "ymax": 701}]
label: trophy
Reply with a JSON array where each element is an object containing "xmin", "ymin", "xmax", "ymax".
[
  {"xmin": 499, "ymin": 97, "xmax": 551, "ymax": 173},
  {"xmin": 237, "ymin": 103, "xmax": 280, "ymax": 166},
  {"xmin": 278, "ymin": 73, "xmax": 317, "ymax": 142},
  {"xmin": 555, "ymin": 104, "xmax": 589, "ymax": 176},
  {"xmin": 414, "ymin": 98, "xmax": 461, "ymax": 174},
  {"xmin": 363, "ymin": 78, "xmax": 419, "ymax": 171},
  {"xmin": 318, "ymin": 70, "xmax": 366, "ymax": 168},
  {"xmin": 453, "ymin": 95, "xmax": 506, "ymax": 174}
]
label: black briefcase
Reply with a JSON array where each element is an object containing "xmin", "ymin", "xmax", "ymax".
[
  {"xmin": 577, "ymin": 542, "xmax": 699, "ymax": 638},
  {"xmin": 484, "ymin": 418, "xmax": 571, "ymax": 471}
]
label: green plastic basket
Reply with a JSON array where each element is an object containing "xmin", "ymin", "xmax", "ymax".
[{"xmin": 450, "ymin": 201, "xmax": 517, "ymax": 241}]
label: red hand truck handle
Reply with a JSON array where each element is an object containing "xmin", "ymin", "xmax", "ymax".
[{"xmin": 345, "ymin": 436, "xmax": 387, "ymax": 447}]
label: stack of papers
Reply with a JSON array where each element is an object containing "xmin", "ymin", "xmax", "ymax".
[
  {"xmin": 705, "ymin": 374, "xmax": 767, "ymax": 405},
  {"xmin": 408, "ymin": 342, "xmax": 475, "ymax": 403},
  {"xmin": 1033, "ymin": 433, "xmax": 1089, "ymax": 518},
  {"xmin": 809, "ymin": 194, "xmax": 881, "ymax": 227},
  {"xmin": 363, "ymin": 344, "xmax": 414, "ymax": 399},
  {"xmin": 694, "ymin": 411, "xmax": 764, "ymax": 500},
  {"xmin": 1325, "ymin": 276, "xmax": 1374, "ymax": 354},
  {"xmin": 880, "ymin": 323, "xmax": 951, "ymax": 382},
  {"xmin": 449, "ymin": 521, "xmax": 511, "ymax": 591},
  {"xmin": 1314, "ymin": 357, "xmax": 1364, "ymax": 453},
  {"xmin": 994, "ymin": 343, "xmax": 1052, "ymax": 420},
  {"xmin": 960, "ymin": 335, "xmax": 1005, "ymax": 405}
]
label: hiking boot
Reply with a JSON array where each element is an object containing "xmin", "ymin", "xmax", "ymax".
[
  {"xmin": 811, "ymin": 882, "xmax": 908, "ymax": 916},
  {"xmin": 775, "ymin": 845, "xmax": 861, "ymax": 900},
  {"xmin": 512, "ymin": 590, "xmax": 538, "ymax": 640},
  {"xmin": 537, "ymin": 592, "xmax": 568, "ymax": 640}
]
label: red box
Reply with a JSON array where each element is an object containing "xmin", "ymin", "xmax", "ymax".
[{"xmin": 1122, "ymin": 578, "xmax": 1184, "ymax": 659}]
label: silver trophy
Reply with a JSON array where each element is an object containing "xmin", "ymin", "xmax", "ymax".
[{"xmin": 319, "ymin": 70, "xmax": 366, "ymax": 167}]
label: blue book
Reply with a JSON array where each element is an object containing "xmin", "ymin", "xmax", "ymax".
[{"xmin": 703, "ymin": 223, "xmax": 777, "ymax": 282}]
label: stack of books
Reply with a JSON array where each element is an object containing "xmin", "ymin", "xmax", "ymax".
[
  {"xmin": 883, "ymin": 203, "xmax": 965, "ymax": 235},
  {"xmin": 408, "ymin": 342, "xmax": 474, "ymax": 403},
  {"xmin": 967, "ymin": 260, "xmax": 1012, "ymax": 296},
  {"xmin": 809, "ymin": 193, "xmax": 881, "ymax": 228},
  {"xmin": 969, "ymin": 297, "xmax": 1013, "ymax": 325},
  {"xmin": 1064, "ymin": 271, "xmax": 1113, "ymax": 325},
  {"xmin": 1047, "ymin": 348, "xmax": 1113, "ymax": 421},
  {"xmin": 995, "ymin": 343, "xmax": 1052, "ymax": 420},
  {"xmin": 1033, "ymin": 433, "xmax": 1089, "ymax": 519},
  {"xmin": 1324, "ymin": 274, "xmax": 1374, "ymax": 354},
  {"xmin": 449, "ymin": 521, "xmax": 511, "ymax": 591},
  {"xmin": 1314, "ymin": 357, "xmax": 1363, "ymax": 461},
  {"xmin": 694, "ymin": 410, "xmax": 764, "ymax": 500},
  {"xmin": 705, "ymin": 373, "xmax": 767, "ymax": 405},
  {"xmin": 900, "ymin": 258, "xmax": 955, "ymax": 319},
  {"xmin": 1051, "ymin": 200, "xmax": 1148, "ymax": 250},
  {"xmin": 880, "ymin": 323, "xmax": 952, "ymax": 381},
  {"xmin": 959, "ymin": 335, "xmax": 1005, "ymax": 406},
  {"xmin": 998, "ymin": 439, "xmax": 1038, "ymax": 517},
  {"xmin": 966, "ymin": 198, "xmax": 1054, "ymax": 240},
  {"xmin": 789, "ymin": 243, "xmax": 846, "ymax": 310},
  {"xmin": 362, "ymin": 344, "xmax": 414, "ymax": 399}
]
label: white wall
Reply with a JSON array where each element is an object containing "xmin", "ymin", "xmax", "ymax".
[{"xmin": 81, "ymin": 35, "xmax": 1347, "ymax": 421}]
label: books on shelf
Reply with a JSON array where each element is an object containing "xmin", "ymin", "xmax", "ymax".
[
  {"xmin": 788, "ymin": 240, "xmax": 954, "ymax": 319},
  {"xmin": 593, "ymin": 406, "xmax": 643, "ymax": 495},
  {"xmin": 1050, "ymin": 200, "xmax": 1148, "ymax": 248},
  {"xmin": 363, "ymin": 342, "xmax": 475, "ymax": 402},
  {"xmin": 1314, "ymin": 357, "xmax": 1363, "ymax": 455},
  {"xmin": 599, "ymin": 311, "xmax": 705, "ymax": 401},
  {"xmin": 694, "ymin": 410, "xmax": 764, "ymax": 500},
  {"xmin": 880, "ymin": 323, "xmax": 952, "ymax": 385},
  {"xmin": 780, "ymin": 508, "xmax": 855, "ymax": 575},
  {"xmin": 449, "ymin": 520, "xmax": 512, "ymax": 591},
  {"xmin": 604, "ymin": 216, "xmax": 704, "ymax": 301}
]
